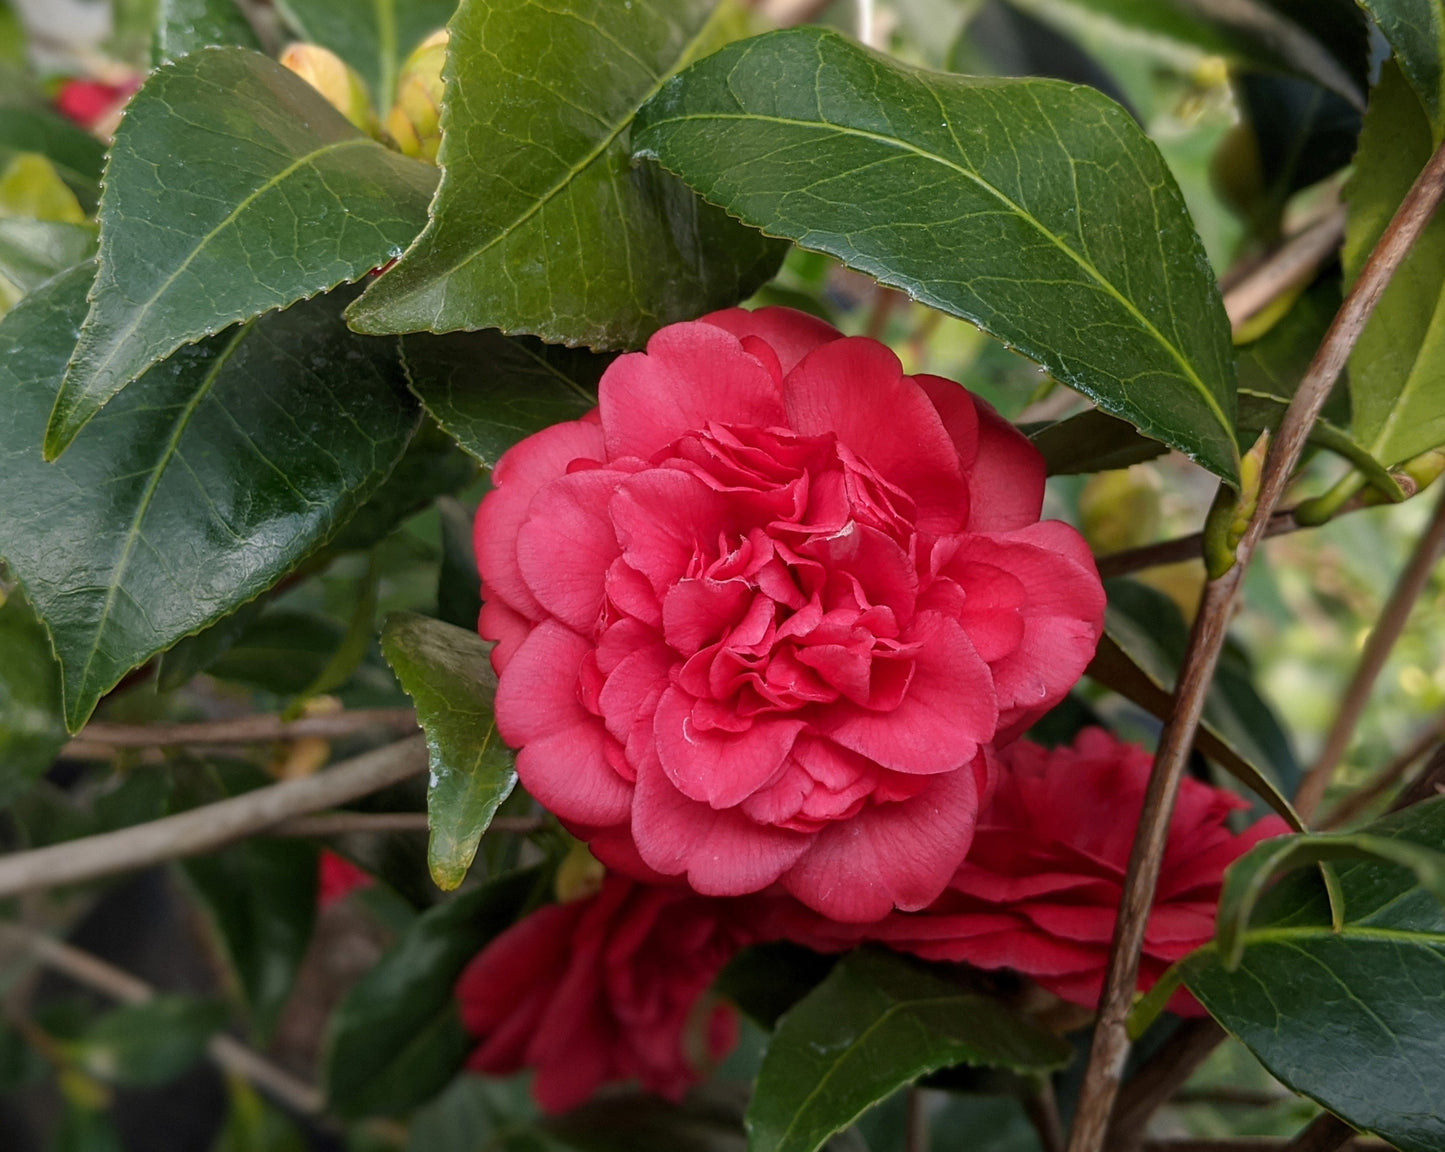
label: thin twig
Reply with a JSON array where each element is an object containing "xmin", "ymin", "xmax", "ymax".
[
  {"xmin": 0, "ymin": 922, "xmax": 324, "ymax": 1116},
  {"xmin": 1025, "ymin": 1080, "xmax": 1066, "ymax": 1152},
  {"xmin": 1106, "ymin": 1020, "xmax": 1225, "ymax": 1152},
  {"xmin": 69, "ymin": 708, "xmax": 418, "ymax": 751},
  {"xmin": 1319, "ymin": 713, "xmax": 1445, "ymax": 828},
  {"xmin": 756, "ymin": 0, "xmax": 837, "ymax": 26},
  {"xmin": 0, "ymin": 736, "xmax": 428, "ymax": 899},
  {"xmin": 1096, "ymin": 510, "xmax": 1301, "ymax": 580},
  {"xmin": 1222, "ymin": 209, "xmax": 1347, "ymax": 336},
  {"xmin": 905, "ymin": 1086, "xmax": 930, "ymax": 1152},
  {"xmin": 1295, "ymin": 485, "xmax": 1445, "ymax": 819},
  {"xmin": 272, "ymin": 812, "xmax": 544, "ymax": 837},
  {"xmin": 1141, "ymin": 1139, "xmax": 1386, "ymax": 1152},
  {"xmin": 1283, "ymin": 1114, "xmax": 1359, "ymax": 1152},
  {"xmin": 1170, "ymin": 1088, "xmax": 1291, "ymax": 1108},
  {"xmin": 1389, "ymin": 743, "xmax": 1445, "ymax": 810},
  {"xmin": 1067, "ymin": 133, "xmax": 1445, "ymax": 1152}
]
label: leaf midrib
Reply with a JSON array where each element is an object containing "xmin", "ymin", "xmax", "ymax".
[
  {"xmin": 390, "ymin": 2, "xmax": 733, "ymax": 297},
  {"xmin": 69, "ymin": 320, "xmax": 255, "ymax": 722},
  {"xmin": 63, "ymin": 135, "xmax": 377, "ymax": 417},
  {"xmin": 640, "ymin": 107, "xmax": 1232, "ymax": 443}
]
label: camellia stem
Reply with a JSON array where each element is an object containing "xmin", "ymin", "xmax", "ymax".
[
  {"xmin": 69, "ymin": 707, "xmax": 418, "ymax": 751},
  {"xmin": 0, "ymin": 921, "xmax": 324, "ymax": 1116},
  {"xmin": 1065, "ymin": 134, "xmax": 1445, "ymax": 1152},
  {"xmin": 1294, "ymin": 484, "xmax": 1445, "ymax": 819},
  {"xmin": 0, "ymin": 736, "xmax": 427, "ymax": 900},
  {"xmin": 1221, "ymin": 207, "xmax": 1346, "ymax": 337}
]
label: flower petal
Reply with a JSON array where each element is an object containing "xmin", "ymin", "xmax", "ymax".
[
  {"xmin": 701, "ymin": 305, "xmax": 844, "ymax": 375},
  {"xmin": 654, "ymin": 686, "xmax": 805, "ymax": 808}
]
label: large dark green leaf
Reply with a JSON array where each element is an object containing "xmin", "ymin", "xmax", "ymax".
[
  {"xmin": 152, "ymin": 0, "xmax": 260, "ymax": 64},
  {"xmin": 0, "ymin": 585, "xmax": 66, "ymax": 807},
  {"xmin": 68, "ymin": 995, "xmax": 228, "ymax": 1086},
  {"xmin": 1357, "ymin": 0, "xmax": 1445, "ymax": 135},
  {"xmin": 1342, "ymin": 62, "xmax": 1445, "ymax": 469},
  {"xmin": 46, "ymin": 48, "xmax": 436, "ymax": 456},
  {"xmin": 0, "ymin": 106, "xmax": 105, "ymax": 213},
  {"xmin": 1089, "ymin": 579, "xmax": 1304, "ymax": 827},
  {"xmin": 0, "ymin": 267, "xmax": 418, "ymax": 731},
  {"xmin": 347, "ymin": 0, "xmax": 785, "ymax": 350},
  {"xmin": 1006, "ymin": 0, "xmax": 1367, "ymax": 106},
  {"xmin": 180, "ymin": 839, "xmax": 318, "ymax": 1041},
  {"xmin": 632, "ymin": 27, "xmax": 1241, "ymax": 482},
  {"xmin": 400, "ymin": 330, "xmax": 605, "ymax": 467},
  {"xmin": 274, "ymin": 0, "xmax": 456, "ymax": 111},
  {"xmin": 745, "ymin": 949, "xmax": 1071, "ymax": 1152},
  {"xmin": 1184, "ymin": 798, "xmax": 1445, "ymax": 1152},
  {"xmin": 324, "ymin": 867, "xmax": 540, "ymax": 1117},
  {"xmin": 380, "ymin": 612, "xmax": 516, "ymax": 892}
]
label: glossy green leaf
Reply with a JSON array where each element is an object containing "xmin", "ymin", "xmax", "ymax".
[
  {"xmin": 0, "ymin": 106, "xmax": 105, "ymax": 212},
  {"xmin": 180, "ymin": 839, "xmax": 318, "ymax": 1040},
  {"xmin": 436, "ymin": 496, "xmax": 482, "ymax": 630},
  {"xmin": 1184, "ymin": 797, "xmax": 1445, "ymax": 1152},
  {"xmin": 0, "ymin": 585, "xmax": 66, "ymax": 807},
  {"xmin": 47, "ymin": 48, "xmax": 435, "ymax": 457},
  {"xmin": 0, "ymin": 267, "xmax": 418, "ymax": 731},
  {"xmin": 400, "ymin": 331, "xmax": 606, "ymax": 467},
  {"xmin": 1089, "ymin": 579, "xmax": 1305, "ymax": 828},
  {"xmin": 153, "ymin": 599, "xmax": 266, "ymax": 693},
  {"xmin": 347, "ymin": 0, "xmax": 785, "ymax": 350},
  {"xmin": 70, "ymin": 995, "xmax": 228, "ymax": 1086},
  {"xmin": 1215, "ymin": 829, "xmax": 1445, "ymax": 968},
  {"xmin": 0, "ymin": 219, "xmax": 96, "ymax": 294},
  {"xmin": 1025, "ymin": 408, "xmax": 1167, "ymax": 475},
  {"xmin": 1006, "ymin": 0, "xmax": 1367, "ymax": 106},
  {"xmin": 746, "ymin": 949, "xmax": 1072, "ymax": 1152},
  {"xmin": 274, "ymin": 0, "xmax": 455, "ymax": 111},
  {"xmin": 381, "ymin": 612, "xmax": 516, "ymax": 892},
  {"xmin": 1358, "ymin": 0, "xmax": 1445, "ymax": 136},
  {"xmin": 153, "ymin": 0, "xmax": 260, "ymax": 64},
  {"xmin": 632, "ymin": 27, "xmax": 1241, "ymax": 482},
  {"xmin": 204, "ymin": 610, "xmax": 346, "ymax": 695},
  {"xmin": 1343, "ymin": 62, "xmax": 1445, "ymax": 469},
  {"xmin": 324, "ymin": 867, "xmax": 541, "ymax": 1117}
]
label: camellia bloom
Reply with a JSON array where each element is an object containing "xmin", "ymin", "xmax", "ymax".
[
  {"xmin": 476, "ymin": 307, "xmax": 1105, "ymax": 922},
  {"xmin": 790, "ymin": 728, "xmax": 1289, "ymax": 1012},
  {"xmin": 456, "ymin": 874, "xmax": 752, "ymax": 1112},
  {"xmin": 317, "ymin": 850, "xmax": 373, "ymax": 909}
]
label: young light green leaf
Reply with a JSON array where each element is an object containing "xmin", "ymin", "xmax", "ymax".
[
  {"xmin": 69, "ymin": 996, "xmax": 229, "ymax": 1086},
  {"xmin": 0, "ymin": 586, "xmax": 66, "ymax": 807},
  {"xmin": 180, "ymin": 839, "xmax": 318, "ymax": 1041},
  {"xmin": 347, "ymin": 0, "xmax": 785, "ymax": 350},
  {"xmin": 324, "ymin": 867, "xmax": 541, "ymax": 1117},
  {"xmin": 380, "ymin": 612, "xmax": 517, "ymax": 892},
  {"xmin": 0, "ymin": 267, "xmax": 419, "ymax": 732},
  {"xmin": 1215, "ymin": 830, "xmax": 1445, "ymax": 968},
  {"xmin": 1357, "ymin": 0, "xmax": 1445, "ymax": 136},
  {"xmin": 746, "ymin": 949, "xmax": 1071, "ymax": 1152},
  {"xmin": 47, "ymin": 48, "xmax": 435, "ymax": 457},
  {"xmin": 400, "ymin": 331, "xmax": 606, "ymax": 468},
  {"xmin": 1343, "ymin": 63, "xmax": 1445, "ymax": 470},
  {"xmin": 632, "ymin": 27, "xmax": 1241, "ymax": 482},
  {"xmin": 274, "ymin": 0, "xmax": 455, "ymax": 111},
  {"xmin": 153, "ymin": 0, "xmax": 261, "ymax": 64},
  {"xmin": 1185, "ymin": 797, "xmax": 1445, "ymax": 1152}
]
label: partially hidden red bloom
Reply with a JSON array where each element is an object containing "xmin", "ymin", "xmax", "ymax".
[
  {"xmin": 53, "ymin": 78, "xmax": 136, "ymax": 130},
  {"xmin": 456, "ymin": 874, "xmax": 752, "ymax": 1112},
  {"xmin": 317, "ymin": 850, "xmax": 373, "ymax": 908},
  {"xmin": 787, "ymin": 728, "xmax": 1289, "ymax": 1013},
  {"xmin": 475, "ymin": 307, "xmax": 1106, "ymax": 922}
]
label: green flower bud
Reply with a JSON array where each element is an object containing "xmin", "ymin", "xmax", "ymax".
[
  {"xmin": 386, "ymin": 30, "xmax": 448, "ymax": 163},
  {"xmin": 280, "ymin": 43, "xmax": 379, "ymax": 137}
]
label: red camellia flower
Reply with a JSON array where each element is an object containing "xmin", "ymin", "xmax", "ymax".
[
  {"xmin": 317, "ymin": 849, "xmax": 373, "ymax": 909},
  {"xmin": 53, "ymin": 78, "xmax": 136, "ymax": 130},
  {"xmin": 476, "ymin": 307, "xmax": 1105, "ymax": 922},
  {"xmin": 456, "ymin": 874, "xmax": 752, "ymax": 1112},
  {"xmin": 792, "ymin": 728, "xmax": 1289, "ymax": 1012}
]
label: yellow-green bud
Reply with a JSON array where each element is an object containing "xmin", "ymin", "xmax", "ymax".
[
  {"xmin": 280, "ymin": 43, "xmax": 379, "ymax": 137},
  {"xmin": 1203, "ymin": 429, "xmax": 1268, "ymax": 579},
  {"xmin": 386, "ymin": 30, "xmax": 448, "ymax": 163}
]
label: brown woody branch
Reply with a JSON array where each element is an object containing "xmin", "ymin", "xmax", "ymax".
[
  {"xmin": 1221, "ymin": 209, "xmax": 1347, "ymax": 336},
  {"xmin": 68, "ymin": 708, "xmax": 418, "ymax": 752},
  {"xmin": 0, "ymin": 736, "xmax": 428, "ymax": 899},
  {"xmin": 1066, "ymin": 133, "xmax": 1445, "ymax": 1152},
  {"xmin": 1319, "ymin": 713, "xmax": 1445, "ymax": 828},
  {"xmin": 1096, "ymin": 510, "xmax": 1301, "ymax": 580}
]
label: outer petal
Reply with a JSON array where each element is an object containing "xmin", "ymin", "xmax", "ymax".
[
  {"xmin": 782, "ymin": 762, "xmax": 984, "ymax": 922},
  {"xmin": 632, "ymin": 755, "xmax": 810, "ymax": 895},
  {"xmin": 700, "ymin": 305, "xmax": 844, "ymax": 376},
  {"xmin": 476, "ymin": 419, "xmax": 606, "ymax": 620},
  {"xmin": 496, "ymin": 622, "xmax": 633, "ymax": 827},
  {"xmin": 784, "ymin": 339, "xmax": 969, "ymax": 534},
  {"xmin": 599, "ymin": 323, "xmax": 786, "ymax": 461},
  {"xmin": 478, "ymin": 599, "xmax": 531, "ymax": 676},
  {"xmin": 969, "ymin": 397, "xmax": 1047, "ymax": 531}
]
